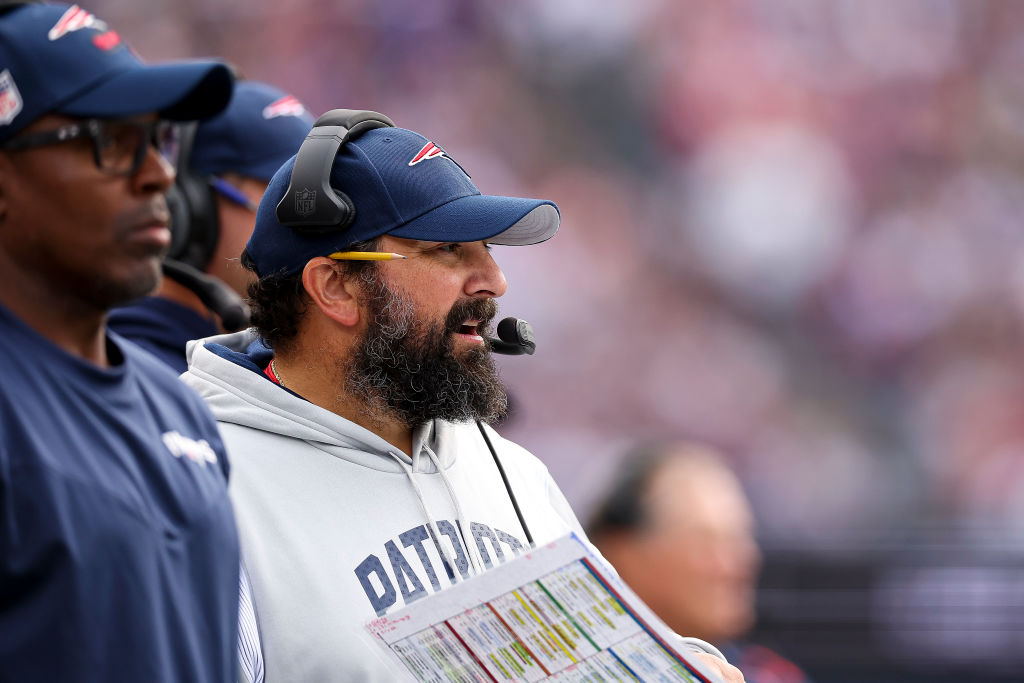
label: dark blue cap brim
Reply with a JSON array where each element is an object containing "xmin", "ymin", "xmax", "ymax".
[
  {"xmin": 57, "ymin": 60, "xmax": 234, "ymax": 122},
  {"xmin": 387, "ymin": 195, "xmax": 560, "ymax": 246}
]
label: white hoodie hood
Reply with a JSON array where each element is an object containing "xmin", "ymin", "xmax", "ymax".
[
  {"xmin": 183, "ymin": 329, "xmax": 446, "ymax": 474},
  {"xmin": 182, "ymin": 331, "xmax": 726, "ymax": 680},
  {"xmin": 182, "ymin": 330, "xmax": 594, "ymax": 680}
]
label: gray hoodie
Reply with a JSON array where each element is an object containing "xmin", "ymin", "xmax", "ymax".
[{"xmin": 182, "ymin": 331, "xmax": 589, "ymax": 681}]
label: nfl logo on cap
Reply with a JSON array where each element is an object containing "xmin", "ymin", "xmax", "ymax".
[{"xmin": 0, "ymin": 70, "xmax": 23, "ymax": 125}]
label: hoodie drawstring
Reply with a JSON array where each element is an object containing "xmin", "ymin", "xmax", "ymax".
[
  {"xmin": 422, "ymin": 444, "xmax": 487, "ymax": 575},
  {"xmin": 385, "ymin": 449, "xmax": 485, "ymax": 582}
]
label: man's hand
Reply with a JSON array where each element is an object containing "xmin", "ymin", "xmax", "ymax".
[{"xmin": 693, "ymin": 652, "xmax": 746, "ymax": 683}]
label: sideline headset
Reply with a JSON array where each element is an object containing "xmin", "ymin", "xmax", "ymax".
[
  {"xmin": 162, "ymin": 122, "xmax": 250, "ymax": 332},
  {"xmin": 275, "ymin": 108, "xmax": 396, "ymax": 232},
  {"xmin": 165, "ymin": 122, "xmax": 220, "ymax": 271}
]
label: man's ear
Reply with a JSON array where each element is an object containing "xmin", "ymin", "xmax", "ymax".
[{"xmin": 301, "ymin": 257, "xmax": 361, "ymax": 327}]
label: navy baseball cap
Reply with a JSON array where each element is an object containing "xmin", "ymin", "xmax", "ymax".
[
  {"xmin": 246, "ymin": 126, "xmax": 560, "ymax": 278},
  {"xmin": 189, "ymin": 81, "xmax": 315, "ymax": 181},
  {"xmin": 0, "ymin": 3, "xmax": 234, "ymax": 143}
]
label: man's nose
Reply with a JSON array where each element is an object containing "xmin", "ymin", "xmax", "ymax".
[
  {"xmin": 465, "ymin": 244, "xmax": 508, "ymax": 298},
  {"xmin": 132, "ymin": 144, "xmax": 175, "ymax": 194}
]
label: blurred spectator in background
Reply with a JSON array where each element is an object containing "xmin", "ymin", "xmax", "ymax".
[
  {"xmin": 110, "ymin": 80, "xmax": 314, "ymax": 372},
  {"xmin": 109, "ymin": 78, "xmax": 314, "ymax": 683},
  {"xmin": 589, "ymin": 441, "xmax": 809, "ymax": 683}
]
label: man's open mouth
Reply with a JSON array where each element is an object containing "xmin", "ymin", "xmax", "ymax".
[{"xmin": 456, "ymin": 320, "xmax": 484, "ymax": 340}]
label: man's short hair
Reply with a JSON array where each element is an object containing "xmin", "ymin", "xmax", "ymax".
[
  {"xmin": 242, "ymin": 238, "xmax": 379, "ymax": 351},
  {"xmin": 587, "ymin": 442, "xmax": 730, "ymax": 538}
]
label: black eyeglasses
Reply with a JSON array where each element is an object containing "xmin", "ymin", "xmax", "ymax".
[{"xmin": 1, "ymin": 118, "xmax": 179, "ymax": 176}]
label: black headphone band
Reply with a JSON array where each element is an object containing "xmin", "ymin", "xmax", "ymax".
[{"xmin": 275, "ymin": 109, "xmax": 395, "ymax": 235}]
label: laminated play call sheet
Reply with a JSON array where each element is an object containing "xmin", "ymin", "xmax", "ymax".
[{"xmin": 366, "ymin": 534, "xmax": 721, "ymax": 682}]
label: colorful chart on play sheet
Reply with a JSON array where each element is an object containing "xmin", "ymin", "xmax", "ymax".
[{"xmin": 366, "ymin": 534, "xmax": 718, "ymax": 682}]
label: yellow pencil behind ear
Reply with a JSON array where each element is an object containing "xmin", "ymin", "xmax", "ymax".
[{"xmin": 328, "ymin": 251, "xmax": 407, "ymax": 261}]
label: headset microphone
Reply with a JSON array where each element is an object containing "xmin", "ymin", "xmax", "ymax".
[
  {"xmin": 487, "ymin": 317, "xmax": 536, "ymax": 356},
  {"xmin": 479, "ymin": 317, "xmax": 538, "ymax": 544},
  {"xmin": 480, "ymin": 315, "xmax": 538, "ymax": 544}
]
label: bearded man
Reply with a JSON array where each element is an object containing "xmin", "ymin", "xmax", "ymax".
[{"xmin": 181, "ymin": 116, "xmax": 743, "ymax": 682}]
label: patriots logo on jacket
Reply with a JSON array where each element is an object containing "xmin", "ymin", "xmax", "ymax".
[
  {"xmin": 262, "ymin": 95, "xmax": 307, "ymax": 120},
  {"xmin": 408, "ymin": 142, "xmax": 447, "ymax": 167},
  {"xmin": 48, "ymin": 4, "xmax": 108, "ymax": 40},
  {"xmin": 355, "ymin": 520, "xmax": 525, "ymax": 616},
  {"xmin": 162, "ymin": 431, "xmax": 218, "ymax": 467}
]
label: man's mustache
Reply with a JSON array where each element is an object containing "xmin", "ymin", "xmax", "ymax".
[{"xmin": 445, "ymin": 298, "xmax": 498, "ymax": 334}]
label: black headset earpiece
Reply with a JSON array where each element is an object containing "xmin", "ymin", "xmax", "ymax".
[
  {"xmin": 162, "ymin": 121, "xmax": 250, "ymax": 332},
  {"xmin": 276, "ymin": 109, "xmax": 395, "ymax": 234},
  {"xmin": 165, "ymin": 122, "xmax": 220, "ymax": 271}
]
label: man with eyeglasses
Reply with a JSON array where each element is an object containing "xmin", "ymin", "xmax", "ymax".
[
  {"xmin": 0, "ymin": 3, "xmax": 241, "ymax": 682},
  {"xmin": 110, "ymin": 81, "xmax": 315, "ymax": 373}
]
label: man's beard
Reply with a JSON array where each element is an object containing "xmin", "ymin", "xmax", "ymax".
[{"xmin": 343, "ymin": 268, "xmax": 509, "ymax": 429}]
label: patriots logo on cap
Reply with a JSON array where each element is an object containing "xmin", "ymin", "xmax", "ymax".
[
  {"xmin": 0, "ymin": 70, "xmax": 23, "ymax": 126},
  {"xmin": 408, "ymin": 142, "xmax": 447, "ymax": 166},
  {"xmin": 48, "ymin": 5, "xmax": 108, "ymax": 41},
  {"xmin": 263, "ymin": 95, "xmax": 307, "ymax": 119}
]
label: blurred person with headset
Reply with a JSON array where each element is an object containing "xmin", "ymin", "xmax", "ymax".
[
  {"xmin": 109, "ymin": 78, "xmax": 313, "ymax": 683},
  {"xmin": 0, "ymin": 2, "xmax": 241, "ymax": 681},
  {"xmin": 179, "ymin": 108, "xmax": 745, "ymax": 682},
  {"xmin": 109, "ymin": 79, "xmax": 315, "ymax": 373},
  {"xmin": 588, "ymin": 441, "xmax": 809, "ymax": 683}
]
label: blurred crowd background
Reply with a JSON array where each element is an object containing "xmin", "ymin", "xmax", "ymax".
[{"xmin": 90, "ymin": 0, "xmax": 1024, "ymax": 680}]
